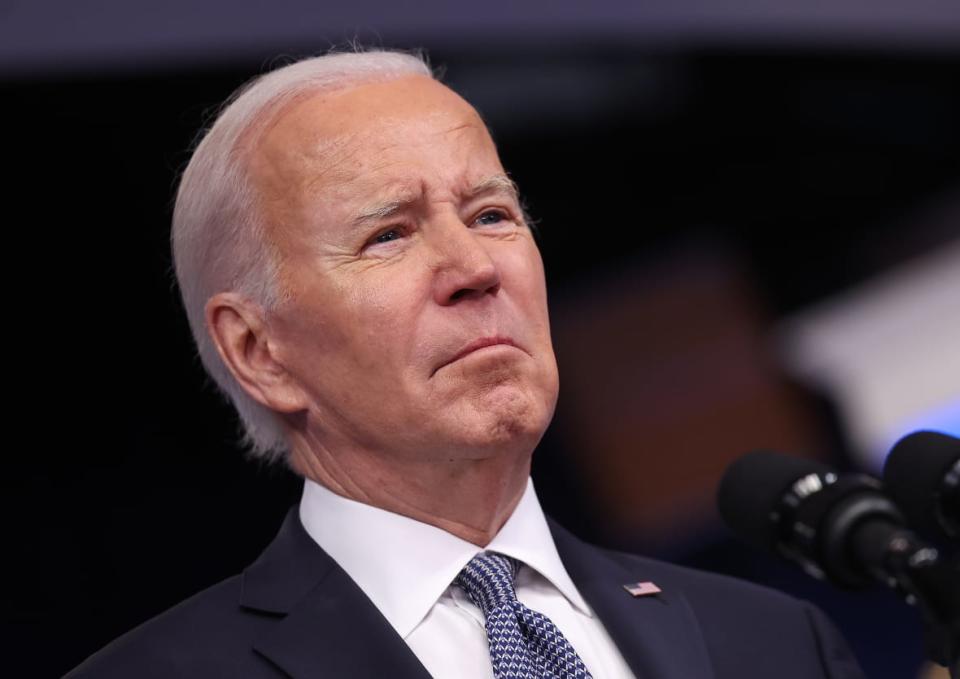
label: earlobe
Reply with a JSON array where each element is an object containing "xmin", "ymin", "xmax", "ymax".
[{"xmin": 205, "ymin": 292, "xmax": 307, "ymax": 414}]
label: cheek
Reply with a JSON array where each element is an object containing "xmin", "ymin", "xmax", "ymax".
[
  {"xmin": 501, "ymin": 244, "xmax": 550, "ymax": 322},
  {"xmin": 272, "ymin": 299, "xmax": 346, "ymax": 379},
  {"xmin": 334, "ymin": 274, "xmax": 427, "ymax": 374},
  {"xmin": 502, "ymin": 245, "xmax": 556, "ymax": 392}
]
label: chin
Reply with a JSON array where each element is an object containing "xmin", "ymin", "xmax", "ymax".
[
  {"xmin": 456, "ymin": 382, "xmax": 556, "ymax": 454},
  {"xmin": 425, "ymin": 355, "xmax": 559, "ymax": 455}
]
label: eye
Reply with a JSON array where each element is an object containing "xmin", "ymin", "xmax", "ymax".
[
  {"xmin": 373, "ymin": 228, "xmax": 402, "ymax": 243},
  {"xmin": 361, "ymin": 226, "xmax": 409, "ymax": 254},
  {"xmin": 473, "ymin": 209, "xmax": 510, "ymax": 226}
]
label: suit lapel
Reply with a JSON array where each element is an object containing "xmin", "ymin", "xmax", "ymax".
[
  {"xmin": 240, "ymin": 505, "xmax": 715, "ymax": 679},
  {"xmin": 241, "ymin": 507, "xmax": 432, "ymax": 679},
  {"xmin": 549, "ymin": 520, "xmax": 716, "ymax": 679}
]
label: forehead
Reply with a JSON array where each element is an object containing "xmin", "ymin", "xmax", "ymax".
[{"xmin": 250, "ymin": 76, "xmax": 503, "ymax": 210}]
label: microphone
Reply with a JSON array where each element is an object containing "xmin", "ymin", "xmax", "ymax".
[
  {"xmin": 718, "ymin": 450, "xmax": 960, "ymax": 672},
  {"xmin": 716, "ymin": 451, "xmax": 909, "ymax": 588},
  {"xmin": 884, "ymin": 431, "xmax": 960, "ymax": 545}
]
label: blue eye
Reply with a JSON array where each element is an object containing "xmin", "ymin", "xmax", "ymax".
[
  {"xmin": 475, "ymin": 210, "xmax": 507, "ymax": 226},
  {"xmin": 374, "ymin": 229, "xmax": 401, "ymax": 243}
]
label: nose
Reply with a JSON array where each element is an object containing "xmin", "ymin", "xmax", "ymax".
[{"xmin": 429, "ymin": 220, "xmax": 502, "ymax": 306}]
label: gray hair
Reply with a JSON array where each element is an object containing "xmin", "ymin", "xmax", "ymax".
[{"xmin": 171, "ymin": 50, "xmax": 434, "ymax": 463}]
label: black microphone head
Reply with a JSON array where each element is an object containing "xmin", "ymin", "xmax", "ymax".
[
  {"xmin": 883, "ymin": 430, "xmax": 960, "ymax": 541},
  {"xmin": 717, "ymin": 451, "xmax": 831, "ymax": 551}
]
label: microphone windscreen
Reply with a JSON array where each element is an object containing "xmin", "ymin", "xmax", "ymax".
[
  {"xmin": 883, "ymin": 430, "xmax": 960, "ymax": 540},
  {"xmin": 717, "ymin": 451, "xmax": 830, "ymax": 550}
]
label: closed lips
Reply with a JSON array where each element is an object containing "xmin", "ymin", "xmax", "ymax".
[{"xmin": 434, "ymin": 337, "xmax": 521, "ymax": 375}]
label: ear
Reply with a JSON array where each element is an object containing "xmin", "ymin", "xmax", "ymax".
[{"xmin": 204, "ymin": 292, "xmax": 307, "ymax": 414}]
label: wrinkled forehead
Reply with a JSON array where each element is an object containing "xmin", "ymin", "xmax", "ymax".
[
  {"xmin": 249, "ymin": 76, "xmax": 498, "ymax": 199},
  {"xmin": 250, "ymin": 76, "xmax": 502, "ymax": 224}
]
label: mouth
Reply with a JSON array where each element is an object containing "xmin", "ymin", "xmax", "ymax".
[{"xmin": 432, "ymin": 336, "xmax": 522, "ymax": 376}]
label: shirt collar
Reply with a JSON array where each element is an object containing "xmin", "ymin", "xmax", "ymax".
[{"xmin": 298, "ymin": 476, "xmax": 592, "ymax": 639}]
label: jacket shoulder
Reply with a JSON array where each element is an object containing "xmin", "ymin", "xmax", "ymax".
[
  {"xmin": 607, "ymin": 546, "xmax": 799, "ymax": 604},
  {"xmin": 594, "ymin": 545, "xmax": 865, "ymax": 679},
  {"xmin": 65, "ymin": 575, "xmax": 278, "ymax": 679}
]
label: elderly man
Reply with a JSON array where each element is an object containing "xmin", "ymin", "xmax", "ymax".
[{"xmin": 69, "ymin": 50, "xmax": 864, "ymax": 678}]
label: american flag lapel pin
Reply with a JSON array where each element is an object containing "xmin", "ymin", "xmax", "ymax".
[{"xmin": 623, "ymin": 581, "xmax": 662, "ymax": 597}]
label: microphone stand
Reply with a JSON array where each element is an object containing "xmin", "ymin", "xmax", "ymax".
[{"xmin": 856, "ymin": 522, "xmax": 960, "ymax": 677}]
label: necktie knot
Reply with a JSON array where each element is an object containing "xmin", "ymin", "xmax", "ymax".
[
  {"xmin": 454, "ymin": 552, "xmax": 593, "ymax": 679},
  {"xmin": 455, "ymin": 552, "xmax": 520, "ymax": 614}
]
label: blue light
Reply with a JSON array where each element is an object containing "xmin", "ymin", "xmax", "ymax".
[{"xmin": 877, "ymin": 397, "xmax": 960, "ymax": 469}]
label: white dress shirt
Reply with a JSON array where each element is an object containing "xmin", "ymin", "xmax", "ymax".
[{"xmin": 299, "ymin": 477, "xmax": 636, "ymax": 679}]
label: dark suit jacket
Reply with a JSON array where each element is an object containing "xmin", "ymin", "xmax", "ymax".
[{"xmin": 67, "ymin": 507, "xmax": 865, "ymax": 678}]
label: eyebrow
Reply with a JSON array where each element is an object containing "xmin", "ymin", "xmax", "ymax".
[
  {"xmin": 351, "ymin": 174, "xmax": 520, "ymax": 227},
  {"xmin": 467, "ymin": 174, "xmax": 520, "ymax": 202}
]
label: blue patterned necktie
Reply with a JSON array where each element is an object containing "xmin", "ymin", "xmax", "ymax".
[{"xmin": 455, "ymin": 552, "xmax": 593, "ymax": 679}]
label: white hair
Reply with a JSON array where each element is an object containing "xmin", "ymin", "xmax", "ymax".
[{"xmin": 171, "ymin": 50, "xmax": 434, "ymax": 464}]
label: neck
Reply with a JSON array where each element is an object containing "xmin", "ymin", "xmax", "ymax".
[{"xmin": 287, "ymin": 430, "xmax": 531, "ymax": 546}]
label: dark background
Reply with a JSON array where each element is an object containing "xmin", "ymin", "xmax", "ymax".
[{"xmin": 5, "ymin": 5, "xmax": 960, "ymax": 677}]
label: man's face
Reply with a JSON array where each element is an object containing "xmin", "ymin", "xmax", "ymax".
[{"xmin": 249, "ymin": 75, "xmax": 559, "ymax": 463}]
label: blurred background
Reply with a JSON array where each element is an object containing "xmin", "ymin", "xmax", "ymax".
[{"xmin": 4, "ymin": 1, "xmax": 958, "ymax": 677}]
